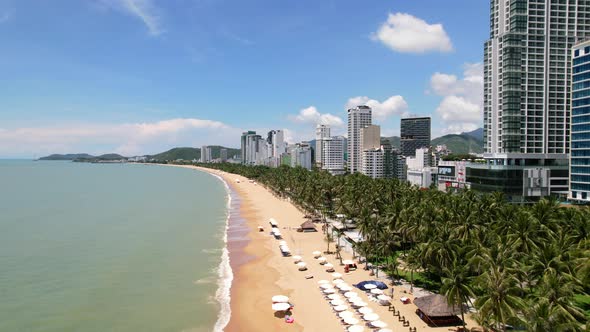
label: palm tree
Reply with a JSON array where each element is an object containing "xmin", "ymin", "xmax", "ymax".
[
  {"xmin": 475, "ymin": 266, "xmax": 525, "ymax": 332},
  {"xmin": 442, "ymin": 261, "xmax": 475, "ymax": 331}
]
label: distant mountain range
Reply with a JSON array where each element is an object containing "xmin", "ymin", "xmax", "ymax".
[
  {"xmin": 150, "ymin": 146, "xmax": 240, "ymax": 161},
  {"xmin": 382, "ymin": 127, "xmax": 484, "ymax": 154},
  {"xmin": 39, "ymin": 146, "xmax": 240, "ymax": 162}
]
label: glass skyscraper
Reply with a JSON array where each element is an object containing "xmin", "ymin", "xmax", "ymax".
[
  {"xmin": 570, "ymin": 40, "xmax": 590, "ymax": 202},
  {"xmin": 400, "ymin": 117, "xmax": 431, "ymax": 157}
]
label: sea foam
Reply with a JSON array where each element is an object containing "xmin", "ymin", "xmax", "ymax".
[{"xmin": 208, "ymin": 172, "xmax": 233, "ymax": 332}]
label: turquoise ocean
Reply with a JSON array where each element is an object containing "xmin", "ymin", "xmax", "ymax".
[{"xmin": 0, "ymin": 161, "xmax": 232, "ymax": 332}]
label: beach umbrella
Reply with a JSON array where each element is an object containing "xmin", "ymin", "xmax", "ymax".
[
  {"xmin": 363, "ymin": 284, "xmax": 377, "ymax": 290},
  {"xmin": 332, "ymin": 272, "xmax": 342, "ymax": 279},
  {"xmin": 370, "ymin": 288, "xmax": 384, "ymax": 295},
  {"xmin": 272, "ymin": 295, "xmax": 289, "ymax": 303},
  {"xmin": 362, "ymin": 313, "xmax": 379, "ymax": 321},
  {"xmin": 348, "ymin": 325, "xmax": 365, "ymax": 332},
  {"xmin": 297, "ymin": 262, "xmax": 307, "ymax": 268},
  {"xmin": 344, "ymin": 291, "xmax": 358, "ymax": 298},
  {"xmin": 292, "ymin": 255, "xmax": 302, "ymax": 262},
  {"xmin": 330, "ymin": 299, "xmax": 345, "ymax": 306},
  {"xmin": 327, "ymin": 294, "xmax": 341, "ymax": 300},
  {"xmin": 336, "ymin": 283, "xmax": 350, "ymax": 290},
  {"xmin": 323, "ymin": 288, "xmax": 336, "ymax": 294},
  {"xmin": 342, "ymin": 259, "xmax": 355, "ymax": 265},
  {"xmin": 338, "ymin": 310, "xmax": 354, "ymax": 318},
  {"xmin": 343, "ymin": 317, "xmax": 359, "ymax": 325},
  {"xmin": 358, "ymin": 307, "xmax": 373, "ymax": 315},
  {"xmin": 333, "ymin": 305, "xmax": 348, "ymax": 312},
  {"xmin": 377, "ymin": 295, "xmax": 391, "ymax": 301},
  {"xmin": 352, "ymin": 301, "xmax": 368, "ymax": 307},
  {"xmin": 318, "ymin": 257, "xmax": 327, "ymax": 263},
  {"xmin": 272, "ymin": 302, "xmax": 291, "ymax": 311},
  {"xmin": 320, "ymin": 284, "xmax": 333, "ymax": 289},
  {"xmin": 377, "ymin": 329, "xmax": 393, "ymax": 332},
  {"xmin": 312, "ymin": 251, "xmax": 322, "ymax": 257},
  {"xmin": 317, "ymin": 279, "xmax": 330, "ymax": 284},
  {"xmin": 333, "ymin": 278, "xmax": 345, "ymax": 284},
  {"xmin": 324, "ymin": 263, "xmax": 334, "ymax": 268},
  {"xmin": 339, "ymin": 285, "xmax": 353, "ymax": 292},
  {"xmin": 370, "ymin": 321, "xmax": 388, "ymax": 328}
]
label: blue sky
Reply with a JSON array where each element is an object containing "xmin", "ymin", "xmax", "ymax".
[{"xmin": 0, "ymin": 0, "xmax": 489, "ymax": 157}]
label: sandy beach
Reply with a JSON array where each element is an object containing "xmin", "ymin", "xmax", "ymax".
[{"xmin": 170, "ymin": 164, "xmax": 479, "ymax": 332}]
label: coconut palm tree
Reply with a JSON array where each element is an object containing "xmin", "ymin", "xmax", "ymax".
[{"xmin": 442, "ymin": 260, "xmax": 475, "ymax": 331}]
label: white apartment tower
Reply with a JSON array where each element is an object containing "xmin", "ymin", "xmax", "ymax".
[
  {"xmin": 484, "ymin": 0, "xmax": 589, "ymax": 155},
  {"xmin": 347, "ymin": 106, "xmax": 372, "ymax": 174},
  {"xmin": 315, "ymin": 124, "xmax": 331, "ymax": 167},
  {"xmin": 469, "ymin": 0, "xmax": 590, "ymax": 201},
  {"xmin": 361, "ymin": 149, "xmax": 384, "ymax": 179},
  {"xmin": 321, "ymin": 136, "xmax": 345, "ymax": 175},
  {"xmin": 201, "ymin": 145, "xmax": 212, "ymax": 163}
]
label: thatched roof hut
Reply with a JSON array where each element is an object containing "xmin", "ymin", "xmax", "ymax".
[
  {"xmin": 299, "ymin": 220, "xmax": 318, "ymax": 232},
  {"xmin": 414, "ymin": 294, "xmax": 461, "ymax": 317}
]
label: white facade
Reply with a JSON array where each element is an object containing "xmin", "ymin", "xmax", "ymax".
[
  {"xmin": 201, "ymin": 145, "xmax": 212, "ymax": 163},
  {"xmin": 407, "ymin": 168, "xmax": 435, "ymax": 188},
  {"xmin": 361, "ymin": 149, "xmax": 384, "ymax": 179},
  {"xmin": 406, "ymin": 147, "xmax": 430, "ymax": 171},
  {"xmin": 483, "ymin": 1, "xmax": 589, "ymax": 156},
  {"xmin": 321, "ymin": 136, "xmax": 345, "ymax": 175},
  {"xmin": 315, "ymin": 124, "xmax": 331, "ymax": 167},
  {"xmin": 347, "ymin": 106, "xmax": 372, "ymax": 174},
  {"xmin": 291, "ymin": 142, "xmax": 312, "ymax": 170}
]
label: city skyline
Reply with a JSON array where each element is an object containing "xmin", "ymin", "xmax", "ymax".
[{"xmin": 0, "ymin": 0, "xmax": 488, "ymax": 158}]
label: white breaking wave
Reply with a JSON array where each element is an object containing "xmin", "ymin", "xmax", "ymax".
[{"xmin": 208, "ymin": 172, "xmax": 233, "ymax": 332}]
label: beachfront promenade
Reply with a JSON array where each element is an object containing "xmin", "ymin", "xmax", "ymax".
[{"xmin": 185, "ymin": 165, "xmax": 479, "ymax": 332}]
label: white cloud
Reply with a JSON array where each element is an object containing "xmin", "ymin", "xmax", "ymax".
[
  {"xmin": 431, "ymin": 63, "xmax": 483, "ymax": 134},
  {"xmin": 372, "ymin": 13, "xmax": 452, "ymax": 54},
  {"xmin": 288, "ymin": 106, "xmax": 344, "ymax": 127},
  {"xmin": 0, "ymin": 118, "xmax": 241, "ymax": 158},
  {"xmin": 101, "ymin": 0, "xmax": 164, "ymax": 36},
  {"xmin": 345, "ymin": 95, "xmax": 409, "ymax": 121}
]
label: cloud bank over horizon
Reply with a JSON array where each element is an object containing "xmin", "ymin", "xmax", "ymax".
[{"xmin": 0, "ymin": 118, "xmax": 242, "ymax": 158}]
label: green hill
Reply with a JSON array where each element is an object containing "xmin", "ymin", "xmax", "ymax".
[
  {"xmin": 149, "ymin": 146, "xmax": 240, "ymax": 161},
  {"xmin": 382, "ymin": 136, "xmax": 401, "ymax": 149},
  {"xmin": 39, "ymin": 153, "xmax": 94, "ymax": 160},
  {"xmin": 432, "ymin": 134, "xmax": 483, "ymax": 154}
]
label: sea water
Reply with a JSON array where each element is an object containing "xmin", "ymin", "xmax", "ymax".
[{"xmin": 0, "ymin": 160, "xmax": 231, "ymax": 332}]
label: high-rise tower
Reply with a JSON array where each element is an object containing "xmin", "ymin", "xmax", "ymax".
[
  {"xmin": 347, "ymin": 106, "xmax": 372, "ymax": 174},
  {"xmin": 468, "ymin": 0, "xmax": 590, "ymax": 201}
]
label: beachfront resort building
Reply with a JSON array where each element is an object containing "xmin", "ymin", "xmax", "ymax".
[
  {"xmin": 291, "ymin": 142, "xmax": 313, "ymax": 170},
  {"xmin": 467, "ymin": 0, "xmax": 590, "ymax": 202},
  {"xmin": 220, "ymin": 148, "xmax": 228, "ymax": 162},
  {"xmin": 321, "ymin": 136, "xmax": 346, "ymax": 175},
  {"xmin": 569, "ymin": 40, "xmax": 590, "ymax": 203},
  {"xmin": 348, "ymin": 105, "xmax": 372, "ymax": 174},
  {"xmin": 400, "ymin": 117, "xmax": 431, "ymax": 157},
  {"xmin": 315, "ymin": 124, "xmax": 331, "ymax": 168},
  {"xmin": 201, "ymin": 145, "xmax": 212, "ymax": 163}
]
